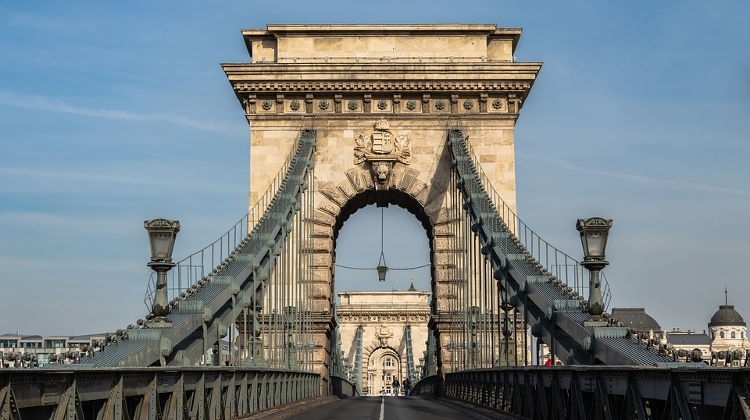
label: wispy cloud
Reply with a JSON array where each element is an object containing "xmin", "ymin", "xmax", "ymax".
[
  {"xmin": 0, "ymin": 90, "xmax": 246, "ymax": 135},
  {"xmin": 519, "ymin": 152, "xmax": 750, "ymax": 197},
  {"xmin": 6, "ymin": 11, "xmax": 65, "ymax": 31},
  {"xmin": 0, "ymin": 166, "xmax": 153, "ymax": 186}
]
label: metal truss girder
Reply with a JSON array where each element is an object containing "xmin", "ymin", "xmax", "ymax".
[
  {"xmin": 626, "ymin": 376, "xmax": 647, "ymax": 420},
  {"xmin": 207, "ymin": 374, "xmax": 221, "ymax": 420},
  {"xmin": 237, "ymin": 374, "xmax": 248, "ymax": 416},
  {"xmin": 223, "ymin": 373, "xmax": 236, "ymax": 419},
  {"xmin": 670, "ymin": 383, "xmax": 693, "ymax": 420},
  {"xmin": 551, "ymin": 372, "xmax": 567, "ymax": 420},
  {"xmin": 729, "ymin": 384, "xmax": 750, "ymax": 419},
  {"xmin": 0, "ymin": 382, "xmax": 22, "ymax": 420},
  {"xmin": 100, "ymin": 376, "xmax": 127, "ymax": 420},
  {"xmin": 535, "ymin": 371, "xmax": 549, "ymax": 419},
  {"xmin": 596, "ymin": 375, "xmax": 615, "ymax": 420},
  {"xmin": 163, "ymin": 374, "xmax": 184, "ymax": 420},
  {"xmin": 0, "ymin": 368, "xmax": 319, "ymax": 420},
  {"xmin": 444, "ymin": 367, "xmax": 750, "ymax": 420},
  {"xmin": 571, "ymin": 373, "xmax": 588, "ymax": 420},
  {"xmin": 53, "ymin": 379, "xmax": 84, "ymax": 420},
  {"xmin": 134, "ymin": 376, "xmax": 158, "ymax": 420}
]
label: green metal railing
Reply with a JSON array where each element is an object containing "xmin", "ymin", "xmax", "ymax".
[
  {"xmin": 450, "ymin": 129, "xmax": 612, "ymax": 308},
  {"xmin": 452, "ymin": 127, "xmax": 611, "ymax": 309},
  {"xmin": 0, "ymin": 367, "xmax": 319, "ymax": 420},
  {"xmin": 144, "ymin": 128, "xmax": 310, "ymax": 312},
  {"xmin": 444, "ymin": 366, "xmax": 750, "ymax": 420}
]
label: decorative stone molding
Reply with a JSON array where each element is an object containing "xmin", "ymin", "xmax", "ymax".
[
  {"xmin": 319, "ymin": 182, "xmax": 348, "ymax": 207},
  {"xmin": 353, "ymin": 118, "xmax": 411, "ymax": 189},
  {"xmin": 334, "ymin": 94, "xmax": 343, "ymax": 113},
  {"xmin": 376, "ymin": 325, "xmax": 393, "ymax": 348},
  {"xmin": 363, "ymin": 94, "xmax": 372, "ymax": 113},
  {"xmin": 233, "ymin": 81, "xmax": 533, "ymax": 93}
]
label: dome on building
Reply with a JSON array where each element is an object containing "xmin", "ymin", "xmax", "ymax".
[{"xmin": 709, "ymin": 305, "xmax": 746, "ymax": 327}]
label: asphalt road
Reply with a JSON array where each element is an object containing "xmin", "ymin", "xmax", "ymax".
[{"xmin": 283, "ymin": 396, "xmax": 491, "ymax": 420}]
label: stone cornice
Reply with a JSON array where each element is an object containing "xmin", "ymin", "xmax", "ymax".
[
  {"xmin": 251, "ymin": 23, "xmax": 515, "ymax": 35},
  {"xmin": 338, "ymin": 307, "xmax": 430, "ymax": 312},
  {"xmin": 229, "ymin": 80, "xmax": 534, "ymax": 93},
  {"xmin": 224, "ymin": 63, "xmax": 540, "ymax": 89},
  {"xmin": 338, "ymin": 308, "xmax": 430, "ymax": 316}
]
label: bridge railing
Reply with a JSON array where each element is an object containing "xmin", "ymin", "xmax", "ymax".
[
  {"xmin": 409, "ymin": 375, "xmax": 438, "ymax": 397},
  {"xmin": 459, "ymin": 132, "xmax": 611, "ymax": 310},
  {"xmin": 0, "ymin": 367, "xmax": 320, "ymax": 420},
  {"xmin": 329, "ymin": 375, "xmax": 360, "ymax": 397},
  {"xmin": 443, "ymin": 366, "xmax": 748, "ymax": 420},
  {"xmin": 144, "ymin": 130, "xmax": 307, "ymax": 312}
]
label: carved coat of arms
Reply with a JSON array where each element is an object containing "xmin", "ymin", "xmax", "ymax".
[
  {"xmin": 376, "ymin": 324, "xmax": 393, "ymax": 348},
  {"xmin": 354, "ymin": 118, "xmax": 411, "ymax": 187}
]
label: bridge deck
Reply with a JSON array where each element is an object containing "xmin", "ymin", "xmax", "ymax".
[{"xmin": 263, "ymin": 396, "xmax": 497, "ymax": 420}]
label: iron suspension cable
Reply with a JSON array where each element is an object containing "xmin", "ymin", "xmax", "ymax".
[{"xmin": 333, "ymin": 263, "xmax": 431, "ymax": 271}]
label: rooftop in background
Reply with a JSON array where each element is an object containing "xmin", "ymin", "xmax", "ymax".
[
  {"xmin": 665, "ymin": 330, "xmax": 712, "ymax": 346},
  {"xmin": 709, "ymin": 305, "xmax": 746, "ymax": 327},
  {"xmin": 1, "ymin": 333, "xmax": 105, "ymax": 339},
  {"xmin": 610, "ymin": 308, "xmax": 662, "ymax": 335}
]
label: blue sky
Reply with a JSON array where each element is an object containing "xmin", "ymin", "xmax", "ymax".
[{"xmin": 1, "ymin": 1, "xmax": 748, "ymax": 336}]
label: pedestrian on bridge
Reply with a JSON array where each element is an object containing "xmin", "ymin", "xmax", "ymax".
[
  {"xmin": 403, "ymin": 378, "xmax": 411, "ymax": 396},
  {"xmin": 392, "ymin": 378, "xmax": 400, "ymax": 396}
]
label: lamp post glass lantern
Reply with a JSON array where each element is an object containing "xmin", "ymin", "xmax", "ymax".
[
  {"xmin": 576, "ymin": 217, "xmax": 612, "ymax": 318},
  {"xmin": 146, "ymin": 219, "xmax": 180, "ymax": 262},
  {"xmin": 144, "ymin": 219, "xmax": 180, "ymax": 325},
  {"xmin": 577, "ymin": 218, "xmax": 611, "ymax": 259}
]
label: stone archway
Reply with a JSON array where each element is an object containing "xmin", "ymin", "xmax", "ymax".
[
  {"xmin": 309, "ymin": 158, "xmax": 458, "ymax": 382},
  {"xmin": 365, "ymin": 347, "xmax": 402, "ymax": 396},
  {"xmin": 224, "ymin": 24, "xmax": 540, "ymax": 386}
]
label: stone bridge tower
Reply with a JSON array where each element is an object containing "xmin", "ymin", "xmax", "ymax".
[{"xmin": 223, "ymin": 24, "xmax": 540, "ymax": 383}]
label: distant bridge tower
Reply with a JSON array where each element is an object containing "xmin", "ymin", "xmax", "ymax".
[{"xmin": 223, "ymin": 24, "xmax": 540, "ymax": 383}]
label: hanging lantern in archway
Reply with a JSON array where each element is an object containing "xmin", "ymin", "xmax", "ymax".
[{"xmin": 377, "ymin": 264, "xmax": 388, "ymax": 282}]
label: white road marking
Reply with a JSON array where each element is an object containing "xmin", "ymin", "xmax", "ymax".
[{"xmin": 379, "ymin": 395, "xmax": 385, "ymax": 420}]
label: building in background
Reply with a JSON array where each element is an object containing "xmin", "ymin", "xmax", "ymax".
[
  {"xmin": 1, "ymin": 333, "xmax": 106, "ymax": 367},
  {"xmin": 610, "ymin": 308, "xmax": 663, "ymax": 341},
  {"xmin": 706, "ymin": 302, "xmax": 750, "ymax": 366},
  {"xmin": 336, "ymin": 286, "xmax": 430, "ymax": 396},
  {"xmin": 664, "ymin": 329, "xmax": 712, "ymax": 362}
]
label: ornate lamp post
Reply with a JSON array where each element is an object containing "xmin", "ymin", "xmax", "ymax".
[
  {"xmin": 144, "ymin": 219, "xmax": 180, "ymax": 326},
  {"xmin": 576, "ymin": 217, "xmax": 612, "ymax": 323}
]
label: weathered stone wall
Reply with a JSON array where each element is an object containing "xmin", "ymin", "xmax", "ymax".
[{"xmin": 223, "ymin": 24, "xmax": 540, "ymax": 386}]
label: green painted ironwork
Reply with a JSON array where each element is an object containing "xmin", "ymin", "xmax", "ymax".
[
  {"xmin": 405, "ymin": 324, "xmax": 416, "ymax": 384},
  {"xmin": 0, "ymin": 367, "xmax": 319, "ymax": 420},
  {"xmin": 352, "ymin": 326, "xmax": 363, "ymax": 394}
]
